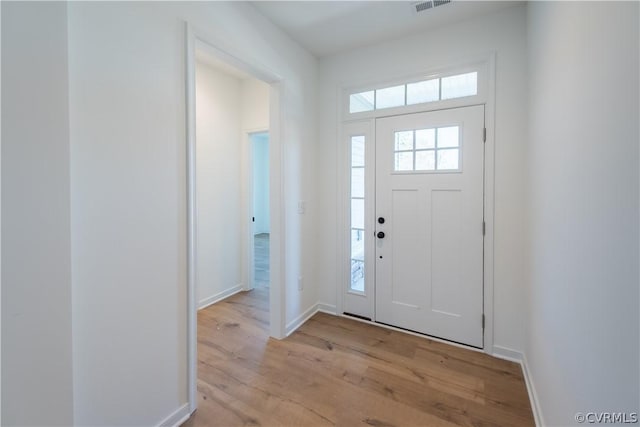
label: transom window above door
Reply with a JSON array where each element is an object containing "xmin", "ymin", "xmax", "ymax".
[
  {"xmin": 349, "ymin": 71, "xmax": 477, "ymax": 114},
  {"xmin": 394, "ymin": 126, "xmax": 460, "ymax": 172}
]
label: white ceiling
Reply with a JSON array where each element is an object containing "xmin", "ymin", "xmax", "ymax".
[{"xmin": 251, "ymin": 1, "xmax": 518, "ymax": 58}]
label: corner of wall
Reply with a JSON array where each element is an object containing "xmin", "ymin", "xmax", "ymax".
[{"xmin": 521, "ymin": 352, "xmax": 544, "ymax": 427}]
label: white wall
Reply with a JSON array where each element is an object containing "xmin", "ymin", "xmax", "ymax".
[
  {"xmin": 1, "ymin": 2, "xmax": 74, "ymax": 425},
  {"xmin": 195, "ymin": 62, "xmax": 243, "ymax": 307},
  {"xmin": 195, "ymin": 59, "xmax": 269, "ymax": 307},
  {"xmin": 241, "ymin": 77, "xmax": 270, "ymax": 236},
  {"xmin": 240, "ymin": 77, "xmax": 270, "ymax": 289},
  {"xmin": 525, "ymin": 2, "xmax": 639, "ymax": 425},
  {"xmin": 241, "ymin": 78, "xmax": 270, "ymax": 132},
  {"xmin": 316, "ymin": 4, "xmax": 528, "ymax": 354},
  {"xmin": 252, "ymin": 133, "xmax": 270, "ymax": 235},
  {"xmin": 67, "ymin": 2, "xmax": 317, "ymax": 424}
]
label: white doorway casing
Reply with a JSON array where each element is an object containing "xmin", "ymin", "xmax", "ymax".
[{"xmin": 185, "ymin": 23, "xmax": 286, "ymax": 414}]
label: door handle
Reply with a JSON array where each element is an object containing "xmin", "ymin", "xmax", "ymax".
[{"xmin": 377, "ymin": 231, "xmax": 385, "ymax": 239}]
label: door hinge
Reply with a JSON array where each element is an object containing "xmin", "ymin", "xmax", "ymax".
[
  {"xmin": 482, "ymin": 314, "xmax": 485, "ymax": 329},
  {"xmin": 482, "ymin": 221, "xmax": 486, "ymax": 235},
  {"xmin": 483, "ymin": 127, "xmax": 486, "ymax": 143}
]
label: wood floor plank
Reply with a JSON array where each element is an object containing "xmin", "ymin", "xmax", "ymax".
[
  {"xmin": 292, "ymin": 317, "xmax": 486, "ymax": 401},
  {"xmin": 183, "ymin": 289, "xmax": 534, "ymax": 427}
]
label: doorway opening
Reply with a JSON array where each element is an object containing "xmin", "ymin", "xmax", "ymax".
[
  {"xmin": 338, "ymin": 57, "xmax": 496, "ymax": 354},
  {"xmin": 250, "ymin": 132, "xmax": 270, "ymax": 290},
  {"xmin": 193, "ymin": 47, "xmax": 270, "ymax": 309},
  {"xmin": 341, "ymin": 106, "xmax": 485, "ymax": 349},
  {"xmin": 186, "ymin": 26, "xmax": 286, "ymax": 414}
]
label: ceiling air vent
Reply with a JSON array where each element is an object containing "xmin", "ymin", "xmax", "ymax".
[{"xmin": 412, "ymin": 0, "xmax": 451, "ymax": 13}]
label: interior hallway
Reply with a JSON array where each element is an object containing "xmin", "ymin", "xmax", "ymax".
[{"xmin": 3, "ymin": 2, "xmax": 636, "ymax": 425}]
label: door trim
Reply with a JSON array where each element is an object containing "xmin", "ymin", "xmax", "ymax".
[
  {"xmin": 185, "ymin": 22, "xmax": 286, "ymax": 415},
  {"xmin": 483, "ymin": 54, "xmax": 496, "ymax": 356},
  {"xmin": 337, "ymin": 53, "xmax": 496, "ymax": 354}
]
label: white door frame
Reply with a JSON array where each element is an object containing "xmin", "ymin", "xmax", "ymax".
[
  {"xmin": 185, "ymin": 22, "xmax": 286, "ymax": 414},
  {"xmin": 336, "ymin": 53, "xmax": 496, "ymax": 355}
]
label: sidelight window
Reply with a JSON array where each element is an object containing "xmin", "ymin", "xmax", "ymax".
[{"xmin": 350, "ymin": 135, "xmax": 366, "ymax": 292}]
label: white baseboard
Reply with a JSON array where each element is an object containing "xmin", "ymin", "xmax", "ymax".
[
  {"xmin": 492, "ymin": 345, "xmax": 523, "ymax": 363},
  {"xmin": 491, "ymin": 346, "xmax": 543, "ymax": 426},
  {"xmin": 198, "ymin": 284, "xmax": 243, "ymax": 310},
  {"xmin": 521, "ymin": 352, "xmax": 544, "ymax": 427},
  {"xmin": 157, "ymin": 403, "xmax": 191, "ymax": 427},
  {"xmin": 317, "ymin": 303, "xmax": 337, "ymax": 314},
  {"xmin": 285, "ymin": 303, "xmax": 320, "ymax": 336}
]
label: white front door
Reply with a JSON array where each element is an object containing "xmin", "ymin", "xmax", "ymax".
[{"xmin": 374, "ymin": 105, "xmax": 485, "ymax": 347}]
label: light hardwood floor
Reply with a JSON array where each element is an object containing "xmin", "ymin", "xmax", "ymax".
[
  {"xmin": 254, "ymin": 233, "xmax": 269, "ymax": 287},
  {"xmin": 183, "ymin": 287, "xmax": 534, "ymax": 427}
]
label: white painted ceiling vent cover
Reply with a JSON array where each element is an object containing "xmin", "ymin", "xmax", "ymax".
[{"xmin": 412, "ymin": 0, "xmax": 451, "ymax": 13}]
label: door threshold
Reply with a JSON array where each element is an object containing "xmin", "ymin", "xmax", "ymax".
[
  {"xmin": 343, "ymin": 312, "xmax": 372, "ymax": 321},
  {"xmin": 338, "ymin": 312, "xmax": 484, "ymax": 353},
  {"xmin": 375, "ymin": 321, "xmax": 483, "ymax": 351}
]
